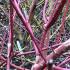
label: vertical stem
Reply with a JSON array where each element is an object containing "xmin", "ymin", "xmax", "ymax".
[
  {"xmin": 7, "ymin": 1, "xmax": 14, "ymax": 70},
  {"xmin": 43, "ymin": 0, "xmax": 48, "ymax": 24},
  {"xmin": 9, "ymin": 0, "xmax": 14, "ymax": 57},
  {"xmin": 60, "ymin": 0, "xmax": 70, "ymax": 34}
]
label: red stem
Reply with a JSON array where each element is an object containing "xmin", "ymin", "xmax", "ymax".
[
  {"xmin": 16, "ymin": 43, "xmax": 61, "ymax": 56},
  {"xmin": 43, "ymin": 0, "xmax": 48, "ymax": 24},
  {"xmin": 32, "ymin": 39, "xmax": 70, "ymax": 69},
  {"xmin": 37, "ymin": 0, "xmax": 66, "ymax": 63},
  {"xmin": 60, "ymin": 0, "xmax": 70, "ymax": 34},
  {"xmin": 7, "ymin": 1, "xmax": 14, "ymax": 70},
  {"xmin": 10, "ymin": 0, "xmax": 46, "ymax": 63}
]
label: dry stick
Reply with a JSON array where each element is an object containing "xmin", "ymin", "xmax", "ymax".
[
  {"xmin": 11, "ymin": 0, "xmax": 46, "ymax": 63},
  {"xmin": 29, "ymin": 0, "xmax": 38, "ymax": 21},
  {"xmin": 31, "ymin": 38, "xmax": 70, "ymax": 70}
]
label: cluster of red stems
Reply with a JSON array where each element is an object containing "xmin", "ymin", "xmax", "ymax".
[{"xmin": 0, "ymin": 0, "xmax": 70, "ymax": 70}]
